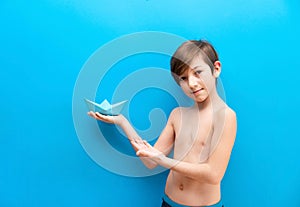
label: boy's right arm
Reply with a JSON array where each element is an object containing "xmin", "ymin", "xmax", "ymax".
[
  {"xmin": 87, "ymin": 111, "xmax": 142, "ymax": 141},
  {"xmin": 87, "ymin": 111, "xmax": 175, "ymax": 169}
]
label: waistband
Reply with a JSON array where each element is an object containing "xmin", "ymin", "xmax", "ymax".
[{"xmin": 162, "ymin": 193, "xmax": 223, "ymax": 207}]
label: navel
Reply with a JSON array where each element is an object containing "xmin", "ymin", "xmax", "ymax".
[{"xmin": 179, "ymin": 183, "xmax": 184, "ymax": 191}]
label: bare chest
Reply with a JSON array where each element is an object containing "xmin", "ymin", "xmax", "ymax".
[{"xmin": 173, "ymin": 113, "xmax": 214, "ymax": 163}]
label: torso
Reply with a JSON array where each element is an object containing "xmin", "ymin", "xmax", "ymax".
[{"xmin": 164, "ymin": 106, "xmax": 224, "ymax": 206}]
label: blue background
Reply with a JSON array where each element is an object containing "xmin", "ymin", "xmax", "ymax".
[{"xmin": 1, "ymin": 0, "xmax": 300, "ymax": 206}]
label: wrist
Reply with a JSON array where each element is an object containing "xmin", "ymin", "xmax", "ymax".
[
  {"xmin": 116, "ymin": 114, "xmax": 126, "ymax": 126},
  {"xmin": 153, "ymin": 152, "xmax": 166, "ymax": 164}
]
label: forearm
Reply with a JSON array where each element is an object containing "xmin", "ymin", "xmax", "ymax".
[
  {"xmin": 118, "ymin": 117, "xmax": 158, "ymax": 169},
  {"xmin": 118, "ymin": 116, "xmax": 142, "ymax": 141},
  {"xmin": 155, "ymin": 155, "xmax": 219, "ymax": 184}
]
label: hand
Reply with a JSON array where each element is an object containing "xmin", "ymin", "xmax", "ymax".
[
  {"xmin": 87, "ymin": 111, "xmax": 124, "ymax": 125},
  {"xmin": 131, "ymin": 140, "xmax": 165, "ymax": 162}
]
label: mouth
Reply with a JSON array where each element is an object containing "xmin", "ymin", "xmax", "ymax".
[{"xmin": 192, "ymin": 88, "xmax": 204, "ymax": 94}]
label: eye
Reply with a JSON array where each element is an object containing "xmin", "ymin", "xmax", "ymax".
[
  {"xmin": 179, "ymin": 76, "xmax": 187, "ymax": 81},
  {"xmin": 195, "ymin": 70, "xmax": 202, "ymax": 75}
]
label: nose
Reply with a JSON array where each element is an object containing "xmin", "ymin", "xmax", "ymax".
[{"xmin": 188, "ymin": 75, "xmax": 197, "ymax": 89}]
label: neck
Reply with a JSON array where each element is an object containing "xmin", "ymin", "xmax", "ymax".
[{"xmin": 194, "ymin": 89, "xmax": 224, "ymax": 111}]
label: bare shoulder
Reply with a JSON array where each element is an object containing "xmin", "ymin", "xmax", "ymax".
[
  {"xmin": 225, "ymin": 106, "xmax": 237, "ymax": 124},
  {"xmin": 168, "ymin": 107, "xmax": 188, "ymax": 125},
  {"xmin": 224, "ymin": 106, "xmax": 236, "ymax": 121},
  {"xmin": 213, "ymin": 105, "xmax": 237, "ymax": 142},
  {"xmin": 169, "ymin": 107, "xmax": 186, "ymax": 119},
  {"xmin": 215, "ymin": 105, "xmax": 236, "ymax": 123}
]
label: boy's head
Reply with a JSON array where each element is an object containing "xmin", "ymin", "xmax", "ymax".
[{"xmin": 171, "ymin": 40, "xmax": 219, "ymax": 84}]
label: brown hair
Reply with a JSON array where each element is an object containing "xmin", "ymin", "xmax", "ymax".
[{"xmin": 170, "ymin": 40, "xmax": 219, "ymax": 84}]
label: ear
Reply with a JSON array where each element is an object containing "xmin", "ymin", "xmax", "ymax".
[{"xmin": 213, "ymin": 61, "xmax": 221, "ymax": 78}]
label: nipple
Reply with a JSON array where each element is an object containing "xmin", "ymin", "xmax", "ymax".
[{"xmin": 179, "ymin": 184, "xmax": 184, "ymax": 191}]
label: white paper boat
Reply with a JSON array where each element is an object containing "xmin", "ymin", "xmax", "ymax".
[{"xmin": 84, "ymin": 98, "xmax": 127, "ymax": 116}]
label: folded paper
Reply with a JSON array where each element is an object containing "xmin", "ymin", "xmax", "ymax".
[{"xmin": 84, "ymin": 98, "xmax": 127, "ymax": 116}]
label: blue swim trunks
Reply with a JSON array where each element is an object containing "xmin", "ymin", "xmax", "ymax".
[{"xmin": 161, "ymin": 193, "xmax": 224, "ymax": 207}]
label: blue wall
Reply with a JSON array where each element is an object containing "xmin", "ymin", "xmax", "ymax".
[{"xmin": 1, "ymin": 0, "xmax": 300, "ymax": 206}]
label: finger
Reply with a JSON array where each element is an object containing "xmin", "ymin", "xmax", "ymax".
[
  {"xmin": 95, "ymin": 112, "xmax": 110, "ymax": 121},
  {"xmin": 136, "ymin": 150, "xmax": 148, "ymax": 157},
  {"xmin": 143, "ymin": 140, "xmax": 150, "ymax": 146},
  {"xmin": 95, "ymin": 112, "xmax": 103, "ymax": 118},
  {"xmin": 135, "ymin": 139, "xmax": 143, "ymax": 144},
  {"xmin": 87, "ymin": 111, "xmax": 94, "ymax": 117},
  {"xmin": 133, "ymin": 140, "xmax": 149, "ymax": 152},
  {"xmin": 93, "ymin": 113, "xmax": 101, "ymax": 120},
  {"xmin": 131, "ymin": 144, "xmax": 139, "ymax": 151},
  {"xmin": 131, "ymin": 140, "xmax": 138, "ymax": 147},
  {"xmin": 133, "ymin": 139, "xmax": 143, "ymax": 146},
  {"xmin": 143, "ymin": 140, "xmax": 153, "ymax": 149},
  {"xmin": 140, "ymin": 140, "xmax": 149, "ymax": 150},
  {"xmin": 88, "ymin": 112, "xmax": 98, "ymax": 119},
  {"xmin": 131, "ymin": 140, "xmax": 143, "ymax": 150}
]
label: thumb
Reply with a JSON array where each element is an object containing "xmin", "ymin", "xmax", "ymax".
[{"xmin": 136, "ymin": 150, "xmax": 147, "ymax": 157}]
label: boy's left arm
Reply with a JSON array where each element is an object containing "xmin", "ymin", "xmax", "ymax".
[{"xmin": 134, "ymin": 108, "xmax": 237, "ymax": 184}]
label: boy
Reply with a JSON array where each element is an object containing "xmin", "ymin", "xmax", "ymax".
[{"xmin": 88, "ymin": 40, "xmax": 236, "ymax": 207}]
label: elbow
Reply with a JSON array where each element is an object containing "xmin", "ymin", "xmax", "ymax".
[
  {"xmin": 208, "ymin": 172, "xmax": 223, "ymax": 185},
  {"xmin": 145, "ymin": 162, "xmax": 158, "ymax": 169},
  {"xmin": 140, "ymin": 157, "xmax": 158, "ymax": 169}
]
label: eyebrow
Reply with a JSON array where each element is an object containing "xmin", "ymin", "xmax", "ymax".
[{"xmin": 192, "ymin": 65, "xmax": 204, "ymax": 70}]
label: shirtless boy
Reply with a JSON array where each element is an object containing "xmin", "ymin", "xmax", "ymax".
[{"xmin": 88, "ymin": 40, "xmax": 237, "ymax": 207}]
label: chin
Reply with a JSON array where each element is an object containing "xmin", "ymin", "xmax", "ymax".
[
  {"xmin": 194, "ymin": 95, "xmax": 209, "ymax": 103},
  {"xmin": 195, "ymin": 99, "xmax": 206, "ymax": 103}
]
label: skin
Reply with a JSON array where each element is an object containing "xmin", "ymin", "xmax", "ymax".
[{"xmin": 88, "ymin": 55, "xmax": 237, "ymax": 206}]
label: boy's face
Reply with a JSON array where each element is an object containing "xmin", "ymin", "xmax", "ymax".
[{"xmin": 177, "ymin": 56, "xmax": 220, "ymax": 103}]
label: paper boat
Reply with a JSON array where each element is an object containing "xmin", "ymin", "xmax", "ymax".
[{"xmin": 84, "ymin": 98, "xmax": 128, "ymax": 116}]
